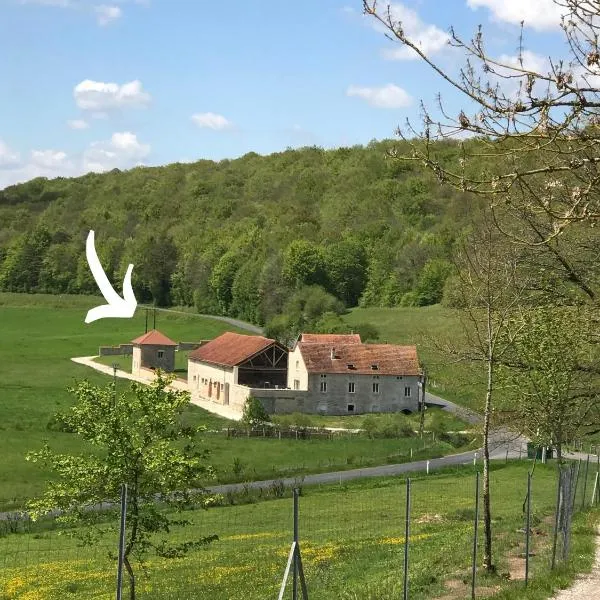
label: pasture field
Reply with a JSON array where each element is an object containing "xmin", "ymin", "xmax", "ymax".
[
  {"xmin": 0, "ymin": 294, "xmax": 472, "ymax": 511},
  {"xmin": 0, "ymin": 462, "xmax": 598, "ymax": 600},
  {"xmin": 0, "ymin": 293, "xmax": 246, "ymax": 509}
]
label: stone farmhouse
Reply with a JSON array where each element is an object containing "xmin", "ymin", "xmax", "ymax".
[
  {"xmin": 124, "ymin": 328, "xmax": 422, "ymax": 415},
  {"xmin": 288, "ymin": 333, "xmax": 421, "ymax": 415},
  {"xmin": 186, "ymin": 331, "xmax": 422, "ymax": 416}
]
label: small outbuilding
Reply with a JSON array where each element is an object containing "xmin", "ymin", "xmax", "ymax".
[{"xmin": 131, "ymin": 329, "xmax": 177, "ymax": 376}]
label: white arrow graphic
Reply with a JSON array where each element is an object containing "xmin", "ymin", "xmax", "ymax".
[{"xmin": 84, "ymin": 230, "xmax": 137, "ymax": 324}]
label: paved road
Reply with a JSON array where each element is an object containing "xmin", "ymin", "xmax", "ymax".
[
  {"xmin": 425, "ymin": 391, "xmax": 481, "ymax": 424},
  {"xmin": 139, "ymin": 305, "xmax": 264, "ymax": 335}
]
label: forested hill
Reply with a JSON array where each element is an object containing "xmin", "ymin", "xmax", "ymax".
[{"xmin": 0, "ymin": 139, "xmax": 475, "ymax": 338}]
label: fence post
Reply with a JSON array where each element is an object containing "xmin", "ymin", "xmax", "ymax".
[
  {"xmin": 293, "ymin": 488, "xmax": 299, "ymax": 600},
  {"xmin": 582, "ymin": 455, "xmax": 590, "ymax": 510},
  {"xmin": 471, "ymin": 471, "xmax": 480, "ymax": 600},
  {"xmin": 571, "ymin": 460, "xmax": 581, "ymax": 512},
  {"xmin": 116, "ymin": 483, "xmax": 128, "ymax": 600},
  {"xmin": 525, "ymin": 471, "xmax": 532, "ymax": 587},
  {"xmin": 551, "ymin": 468, "xmax": 562, "ymax": 570},
  {"xmin": 591, "ymin": 472, "xmax": 599, "ymax": 507},
  {"xmin": 597, "ymin": 454, "xmax": 600, "ymax": 506},
  {"xmin": 403, "ymin": 478, "xmax": 411, "ymax": 600}
]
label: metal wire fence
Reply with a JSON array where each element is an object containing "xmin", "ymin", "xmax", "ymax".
[{"xmin": 1, "ymin": 458, "xmax": 598, "ymax": 600}]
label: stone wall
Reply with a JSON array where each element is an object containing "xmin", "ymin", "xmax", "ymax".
[{"xmin": 98, "ymin": 344, "xmax": 133, "ymax": 356}]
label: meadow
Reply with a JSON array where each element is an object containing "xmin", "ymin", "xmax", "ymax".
[
  {"xmin": 0, "ymin": 462, "xmax": 597, "ymax": 600},
  {"xmin": 0, "ymin": 293, "xmax": 472, "ymax": 511}
]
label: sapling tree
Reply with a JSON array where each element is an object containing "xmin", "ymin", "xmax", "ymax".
[
  {"xmin": 241, "ymin": 396, "xmax": 271, "ymax": 427},
  {"xmin": 26, "ymin": 372, "xmax": 217, "ymax": 600},
  {"xmin": 501, "ymin": 306, "xmax": 600, "ymax": 461},
  {"xmin": 442, "ymin": 208, "xmax": 530, "ymax": 572}
]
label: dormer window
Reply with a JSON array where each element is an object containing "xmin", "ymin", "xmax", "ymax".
[
  {"xmin": 371, "ymin": 364, "xmax": 379, "ymax": 370},
  {"xmin": 347, "ymin": 363, "xmax": 355, "ymax": 370}
]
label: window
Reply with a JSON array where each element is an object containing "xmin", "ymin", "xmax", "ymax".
[
  {"xmin": 397, "ymin": 376, "xmax": 403, "ymax": 380},
  {"xmin": 373, "ymin": 375, "xmax": 379, "ymax": 379},
  {"xmin": 294, "ymin": 379, "xmax": 300, "ymax": 390},
  {"xmin": 157, "ymin": 350, "xmax": 164, "ymax": 359},
  {"xmin": 348, "ymin": 382, "xmax": 355, "ymax": 393},
  {"xmin": 221, "ymin": 383, "xmax": 224, "ymax": 390},
  {"xmin": 296, "ymin": 360, "xmax": 299, "ymax": 370},
  {"xmin": 372, "ymin": 382, "xmax": 379, "ymax": 394},
  {"xmin": 347, "ymin": 404, "xmax": 355, "ymax": 413},
  {"xmin": 320, "ymin": 381, "xmax": 327, "ymax": 393},
  {"xmin": 193, "ymin": 375, "xmax": 197, "ymax": 381},
  {"xmin": 404, "ymin": 386, "xmax": 412, "ymax": 397}
]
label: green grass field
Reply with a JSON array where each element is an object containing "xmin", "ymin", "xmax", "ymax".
[
  {"xmin": 0, "ymin": 293, "xmax": 473, "ymax": 510},
  {"xmin": 1, "ymin": 462, "xmax": 598, "ymax": 600},
  {"xmin": 0, "ymin": 293, "xmax": 248, "ymax": 509}
]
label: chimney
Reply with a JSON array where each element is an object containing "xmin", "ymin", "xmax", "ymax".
[{"xmin": 331, "ymin": 348, "xmax": 336, "ymax": 359}]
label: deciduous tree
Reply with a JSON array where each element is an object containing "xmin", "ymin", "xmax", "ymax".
[{"xmin": 26, "ymin": 373, "xmax": 217, "ymax": 600}]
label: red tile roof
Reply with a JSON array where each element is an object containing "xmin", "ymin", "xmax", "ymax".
[
  {"xmin": 131, "ymin": 329, "xmax": 177, "ymax": 346},
  {"xmin": 300, "ymin": 333, "xmax": 361, "ymax": 344},
  {"xmin": 298, "ymin": 342, "xmax": 420, "ymax": 376},
  {"xmin": 189, "ymin": 332, "xmax": 281, "ymax": 367}
]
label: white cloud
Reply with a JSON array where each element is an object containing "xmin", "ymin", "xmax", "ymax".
[
  {"xmin": 377, "ymin": 3, "xmax": 450, "ymax": 60},
  {"xmin": 74, "ymin": 79, "xmax": 151, "ymax": 111},
  {"xmin": 346, "ymin": 83, "xmax": 412, "ymax": 108},
  {"xmin": 95, "ymin": 4, "xmax": 122, "ymax": 25},
  {"xmin": 0, "ymin": 132, "xmax": 151, "ymax": 190},
  {"xmin": 497, "ymin": 50, "xmax": 549, "ymax": 75},
  {"xmin": 191, "ymin": 112, "xmax": 233, "ymax": 130},
  {"xmin": 30, "ymin": 149, "xmax": 72, "ymax": 170},
  {"xmin": 67, "ymin": 118, "xmax": 90, "ymax": 130},
  {"xmin": 83, "ymin": 131, "xmax": 150, "ymax": 172},
  {"xmin": 0, "ymin": 140, "xmax": 21, "ymax": 168},
  {"xmin": 466, "ymin": 0, "xmax": 565, "ymax": 31}
]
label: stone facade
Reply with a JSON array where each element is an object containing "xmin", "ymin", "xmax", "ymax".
[
  {"xmin": 283, "ymin": 340, "xmax": 421, "ymax": 415},
  {"xmin": 132, "ymin": 344, "xmax": 175, "ymax": 376},
  {"xmin": 188, "ymin": 360, "xmax": 235, "ymax": 406}
]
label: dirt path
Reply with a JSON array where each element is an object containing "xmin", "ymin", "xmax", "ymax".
[{"xmin": 550, "ymin": 528, "xmax": 600, "ymax": 600}]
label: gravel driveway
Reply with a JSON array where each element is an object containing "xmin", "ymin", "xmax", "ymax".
[{"xmin": 550, "ymin": 528, "xmax": 600, "ymax": 600}]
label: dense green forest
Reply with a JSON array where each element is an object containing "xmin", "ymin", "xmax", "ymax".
[{"xmin": 0, "ymin": 139, "xmax": 475, "ymax": 337}]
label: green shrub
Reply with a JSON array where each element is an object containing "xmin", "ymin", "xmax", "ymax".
[{"xmin": 241, "ymin": 396, "xmax": 270, "ymax": 427}]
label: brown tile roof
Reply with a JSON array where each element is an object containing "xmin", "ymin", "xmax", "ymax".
[
  {"xmin": 298, "ymin": 343, "xmax": 420, "ymax": 376},
  {"xmin": 131, "ymin": 329, "xmax": 177, "ymax": 346},
  {"xmin": 300, "ymin": 333, "xmax": 361, "ymax": 344},
  {"xmin": 188, "ymin": 331, "xmax": 280, "ymax": 367}
]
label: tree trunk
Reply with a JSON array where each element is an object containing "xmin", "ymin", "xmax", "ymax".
[
  {"xmin": 124, "ymin": 556, "xmax": 136, "ymax": 600},
  {"xmin": 482, "ymin": 328, "xmax": 495, "ymax": 572}
]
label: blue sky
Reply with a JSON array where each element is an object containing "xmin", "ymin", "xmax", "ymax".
[{"xmin": 0, "ymin": 0, "xmax": 568, "ymax": 189}]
